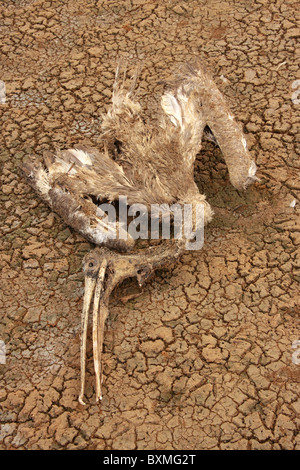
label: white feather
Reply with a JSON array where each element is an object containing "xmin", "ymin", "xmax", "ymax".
[
  {"xmin": 69, "ymin": 148, "xmax": 93, "ymax": 166},
  {"xmin": 161, "ymin": 93, "xmax": 182, "ymax": 128},
  {"xmin": 248, "ymin": 160, "xmax": 257, "ymax": 178},
  {"xmin": 242, "ymin": 137, "xmax": 248, "ymax": 150},
  {"xmin": 177, "ymin": 88, "xmax": 196, "ymax": 128},
  {"xmin": 36, "ymin": 168, "xmax": 51, "ymax": 195},
  {"xmin": 54, "ymin": 157, "xmax": 77, "ymax": 175}
]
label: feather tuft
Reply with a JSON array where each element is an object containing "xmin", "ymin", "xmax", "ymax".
[
  {"xmin": 68, "ymin": 149, "xmax": 93, "ymax": 166},
  {"xmin": 161, "ymin": 93, "xmax": 183, "ymax": 128}
]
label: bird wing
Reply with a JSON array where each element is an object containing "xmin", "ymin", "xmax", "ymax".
[
  {"xmin": 21, "ymin": 148, "xmax": 136, "ymax": 251},
  {"xmin": 160, "ymin": 63, "xmax": 258, "ymax": 190},
  {"xmin": 20, "ymin": 62, "xmax": 210, "ymax": 249},
  {"xmin": 160, "ymin": 73, "xmax": 206, "ymax": 170},
  {"xmin": 99, "ymin": 62, "xmax": 204, "ymax": 205},
  {"xmin": 21, "ymin": 62, "xmax": 257, "ymax": 249},
  {"xmin": 96, "ymin": 63, "xmax": 191, "ymax": 206}
]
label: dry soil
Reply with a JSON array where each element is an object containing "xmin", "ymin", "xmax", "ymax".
[{"xmin": 0, "ymin": 0, "xmax": 299, "ymax": 450}]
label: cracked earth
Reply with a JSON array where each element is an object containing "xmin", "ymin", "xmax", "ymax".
[{"xmin": 0, "ymin": 0, "xmax": 299, "ymax": 450}]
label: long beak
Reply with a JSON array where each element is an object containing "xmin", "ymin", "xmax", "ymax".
[
  {"xmin": 78, "ymin": 275, "xmax": 96, "ymax": 406},
  {"xmin": 78, "ymin": 241, "xmax": 186, "ymax": 403},
  {"xmin": 92, "ymin": 259, "xmax": 107, "ymax": 402}
]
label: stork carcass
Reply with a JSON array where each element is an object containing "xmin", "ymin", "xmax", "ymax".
[{"xmin": 21, "ymin": 62, "xmax": 258, "ymax": 404}]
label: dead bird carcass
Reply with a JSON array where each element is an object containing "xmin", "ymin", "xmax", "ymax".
[{"xmin": 21, "ymin": 62, "xmax": 258, "ymax": 404}]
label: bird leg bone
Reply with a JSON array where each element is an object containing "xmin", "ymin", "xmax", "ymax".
[{"xmin": 78, "ymin": 239, "xmax": 185, "ymax": 405}]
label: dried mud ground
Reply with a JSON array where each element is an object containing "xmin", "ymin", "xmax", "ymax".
[{"xmin": 0, "ymin": 0, "xmax": 299, "ymax": 451}]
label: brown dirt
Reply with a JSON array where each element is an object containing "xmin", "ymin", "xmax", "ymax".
[{"xmin": 0, "ymin": 0, "xmax": 299, "ymax": 450}]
